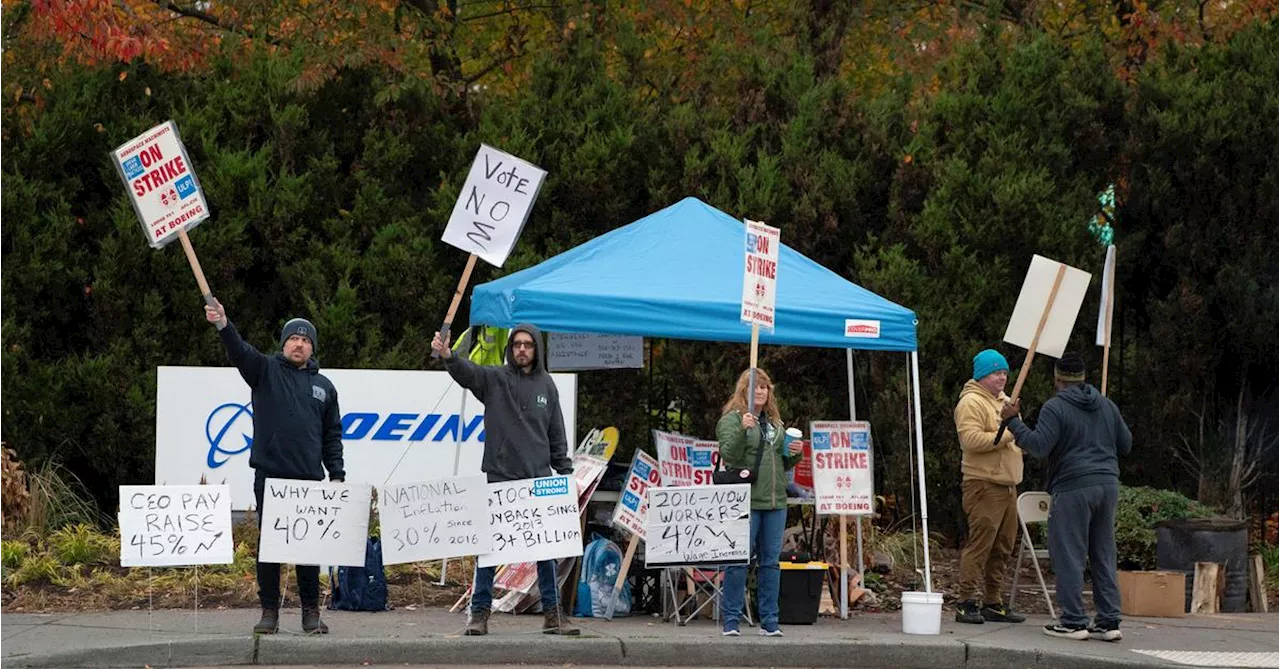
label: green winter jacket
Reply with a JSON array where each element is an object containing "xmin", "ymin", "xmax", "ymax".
[{"xmin": 716, "ymin": 410, "xmax": 800, "ymax": 510}]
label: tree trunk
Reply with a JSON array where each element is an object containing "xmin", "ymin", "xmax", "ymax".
[{"xmin": 1223, "ymin": 381, "xmax": 1244, "ymax": 519}]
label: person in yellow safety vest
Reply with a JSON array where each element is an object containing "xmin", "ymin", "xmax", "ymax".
[{"xmin": 451, "ymin": 326, "xmax": 510, "ymax": 366}]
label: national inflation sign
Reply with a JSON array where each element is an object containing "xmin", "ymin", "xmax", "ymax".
[
  {"xmin": 741, "ymin": 219, "xmax": 781, "ymax": 331},
  {"xmin": 441, "ymin": 144, "xmax": 547, "ymax": 268},
  {"xmin": 378, "ymin": 474, "xmax": 491, "ymax": 565},
  {"xmin": 118, "ymin": 485, "xmax": 233, "ymax": 567},
  {"xmin": 111, "ymin": 120, "xmax": 210, "ymax": 249}
]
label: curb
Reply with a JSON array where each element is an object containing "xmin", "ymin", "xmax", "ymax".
[{"xmin": 1, "ymin": 634, "xmax": 1187, "ymax": 668}]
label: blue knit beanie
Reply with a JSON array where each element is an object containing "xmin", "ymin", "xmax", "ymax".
[{"xmin": 972, "ymin": 349, "xmax": 1009, "ymax": 381}]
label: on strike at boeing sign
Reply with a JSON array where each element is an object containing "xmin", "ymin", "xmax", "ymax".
[
  {"xmin": 111, "ymin": 120, "xmax": 210, "ymax": 248},
  {"xmin": 118, "ymin": 485, "xmax": 233, "ymax": 567},
  {"xmin": 379, "ymin": 474, "xmax": 490, "ymax": 565},
  {"xmin": 612, "ymin": 450, "xmax": 661, "ymax": 539},
  {"xmin": 258, "ymin": 479, "xmax": 372, "ymax": 567},
  {"xmin": 440, "ymin": 145, "xmax": 547, "ymax": 267},
  {"xmin": 654, "ymin": 430, "xmax": 719, "ymax": 487},
  {"xmin": 810, "ymin": 421, "xmax": 874, "ymax": 515},
  {"xmin": 741, "ymin": 219, "xmax": 781, "ymax": 330},
  {"xmin": 154, "ymin": 367, "xmax": 577, "ymax": 510},
  {"xmin": 478, "ymin": 475, "xmax": 583, "ymax": 568}
]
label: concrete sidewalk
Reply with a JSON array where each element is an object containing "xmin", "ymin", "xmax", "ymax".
[{"xmin": 2, "ymin": 607, "xmax": 1276, "ymax": 668}]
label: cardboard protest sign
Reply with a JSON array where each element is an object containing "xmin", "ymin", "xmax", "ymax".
[
  {"xmin": 441, "ymin": 144, "xmax": 547, "ymax": 268},
  {"xmin": 810, "ymin": 422, "xmax": 874, "ymax": 516},
  {"xmin": 258, "ymin": 479, "xmax": 372, "ymax": 567},
  {"xmin": 612, "ymin": 450, "xmax": 661, "ymax": 539},
  {"xmin": 488, "ymin": 456, "xmax": 606, "ymax": 610},
  {"xmin": 118, "ymin": 485, "xmax": 233, "ymax": 567},
  {"xmin": 654, "ymin": 430, "xmax": 719, "ymax": 487},
  {"xmin": 111, "ymin": 120, "xmax": 210, "ymax": 248},
  {"xmin": 547, "ymin": 333, "xmax": 644, "ymax": 371},
  {"xmin": 378, "ymin": 475, "xmax": 490, "ymax": 565},
  {"xmin": 478, "ymin": 475, "xmax": 583, "ymax": 568},
  {"xmin": 741, "ymin": 219, "xmax": 781, "ymax": 330},
  {"xmin": 1003, "ymin": 255, "xmax": 1092, "ymax": 359},
  {"xmin": 644, "ymin": 485, "xmax": 750, "ymax": 567}
]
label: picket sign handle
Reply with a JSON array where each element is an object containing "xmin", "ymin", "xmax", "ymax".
[
  {"xmin": 746, "ymin": 323, "xmax": 760, "ymax": 415},
  {"xmin": 177, "ymin": 228, "xmax": 216, "ymax": 307},
  {"xmin": 995, "ymin": 263, "xmax": 1067, "ymax": 444},
  {"xmin": 1101, "ymin": 250, "xmax": 1116, "ymax": 396},
  {"xmin": 604, "ymin": 534, "xmax": 640, "ymax": 620},
  {"xmin": 434, "ymin": 254, "xmax": 479, "ymax": 359}
]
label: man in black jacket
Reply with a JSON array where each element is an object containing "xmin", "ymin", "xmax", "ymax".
[
  {"xmin": 432, "ymin": 324, "xmax": 578, "ymax": 637},
  {"xmin": 206, "ymin": 299, "xmax": 345, "ymax": 636},
  {"xmin": 1002, "ymin": 352, "xmax": 1132, "ymax": 642}
]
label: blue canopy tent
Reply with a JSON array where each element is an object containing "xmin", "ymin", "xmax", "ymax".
[
  {"xmin": 471, "ymin": 198, "xmax": 917, "ymax": 351},
  {"xmin": 468, "ymin": 197, "xmax": 937, "ymax": 607}
]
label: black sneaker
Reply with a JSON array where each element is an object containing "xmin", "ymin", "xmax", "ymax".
[
  {"xmin": 954, "ymin": 600, "xmax": 984, "ymax": 624},
  {"xmin": 1088, "ymin": 621, "xmax": 1122, "ymax": 642},
  {"xmin": 1043, "ymin": 622, "xmax": 1089, "ymax": 640},
  {"xmin": 981, "ymin": 603, "xmax": 1026, "ymax": 623}
]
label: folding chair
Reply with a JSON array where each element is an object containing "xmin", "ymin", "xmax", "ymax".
[
  {"xmin": 1009, "ymin": 491, "xmax": 1055, "ymax": 618},
  {"xmin": 662, "ymin": 567, "xmax": 753, "ymax": 627}
]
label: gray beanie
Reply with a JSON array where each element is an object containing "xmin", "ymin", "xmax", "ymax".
[{"xmin": 280, "ymin": 318, "xmax": 317, "ymax": 349}]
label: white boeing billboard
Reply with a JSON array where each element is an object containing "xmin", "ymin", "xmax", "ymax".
[{"xmin": 154, "ymin": 367, "xmax": 577, "ymax": 509}]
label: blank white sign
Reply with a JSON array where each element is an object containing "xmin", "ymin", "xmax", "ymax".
[{"xmin": 1003, "ymin": 255, "xmax": 1092, "ymax": 359}]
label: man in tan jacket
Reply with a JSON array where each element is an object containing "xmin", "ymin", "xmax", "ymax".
[{"xmin": 953, "ymin": 349, "xmax": 1026, "ymax": 624}]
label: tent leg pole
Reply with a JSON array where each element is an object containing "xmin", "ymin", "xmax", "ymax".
[{"xmin": 910, "ymin": 351, "xmax": 933, "ymax": 593}]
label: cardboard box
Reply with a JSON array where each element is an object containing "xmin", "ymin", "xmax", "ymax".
[{"xmin": 1119, "ymin": 570, "xmax": 1186, "ymax": 618}]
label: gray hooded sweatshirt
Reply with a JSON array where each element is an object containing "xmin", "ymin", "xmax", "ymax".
[
  {"xmin": 1008, "ymin": 383, "xmax": 1132, "ymax": 493},
  {"xmin": 443, "ymin": 323, "xmax": 572, "ymax": 483}
]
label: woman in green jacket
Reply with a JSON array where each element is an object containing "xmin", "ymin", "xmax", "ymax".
[{"xmin": 716, "ymin": 368, "xmax": 802, "ymax": 637}]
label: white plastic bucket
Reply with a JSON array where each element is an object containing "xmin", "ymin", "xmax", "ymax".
[{"xmin": 900, "ymin": 591, "xmax": 944, "ymax": 635}]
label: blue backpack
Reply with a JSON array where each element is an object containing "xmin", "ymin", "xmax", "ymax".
[
  {"xmin": 573, "ymin": 535, "xmax": 632, "ymax": 617},
  {"xmin": 327, "ymin": 537, "xmax": 389, "ymax": 612}
]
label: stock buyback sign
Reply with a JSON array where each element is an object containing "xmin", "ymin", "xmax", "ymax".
[{"xmin": 155, "ymin": 367, "xmax": 577, "ymax": 509}]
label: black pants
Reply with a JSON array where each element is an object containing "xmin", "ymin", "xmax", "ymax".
[{"xmin": 254, "ymin": 470, "xmax": 320, "ymax": 609}]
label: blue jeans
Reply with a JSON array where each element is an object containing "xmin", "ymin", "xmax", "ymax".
[
  {"xmin": 470, "ymin": 560, "xmax": 560, "ymax": 613},
  {"xmin": 722, "ymin": 508, "xmax": 786, "ymax": 627}
]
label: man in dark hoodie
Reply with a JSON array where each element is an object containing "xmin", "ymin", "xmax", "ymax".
[
  {"xmin": 431, "ymin": 324, "xmax": 578, "ymax": 637},
  {"xmin": 205, "ymin": 299, "xmax": 345, "ymax": 636},
  {"xmin": 1002, "ymin": 352, "xmax": 1132, "ymax": 642}
]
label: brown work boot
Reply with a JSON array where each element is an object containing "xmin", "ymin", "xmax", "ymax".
[
  {"xmin": 301, "ymin": 605, "xmax": 329, "ymax": 634},
  {"xmin": 253, "ymin": 608, "xmax": 279, "ymax": 635},
  {"xmin": 464, "ymin": 608, "xmax": 490, "ymax": 636},
  {"xmin": 542, "ymin": 608, "xmax": 580, "ymax": 636}
]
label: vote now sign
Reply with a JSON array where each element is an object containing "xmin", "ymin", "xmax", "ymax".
[{"xmin": 111, "ymin": 120, "xmax": 210, "ymax": 248}]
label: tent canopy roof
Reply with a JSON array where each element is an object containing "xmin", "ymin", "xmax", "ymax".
[{"xmin": 470, "ymin": 197, "xmax": 917, "ymax": 351}]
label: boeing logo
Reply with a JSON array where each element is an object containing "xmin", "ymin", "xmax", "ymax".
[
  {"xmin": 205, "ymin": 404, "xmax": 487, "ymax": 469},
  {"xmin": 206, "ymin": 402, "xmax": 254, "ymax": 468}
]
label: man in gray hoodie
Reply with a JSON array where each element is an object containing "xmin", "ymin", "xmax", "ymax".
[
  {"xmin": 1002, "ymin": 352, "xmax": 1132, "ymax": 642},
  {"xmin": 431, "ymin": 324, "xmax": 578, "ymax": 637}
]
